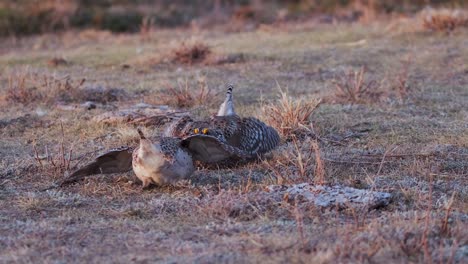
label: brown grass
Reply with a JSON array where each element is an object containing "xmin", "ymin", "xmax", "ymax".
[
  {"xmin": 421, "ymin": 8, "xmax": 468, "ymax": 32},
  {"xmin": 4, "ymin": 69, "xmax": 130, "ymax": 106},
  {"xmin": 5, "ymin": 69, "xmax": 85, "ymax": 105},
  {"xmin": 1, "ymin": 19, "xmax": 467, "ymax": 264},
  {"xmin": 311, "ymin": 140, "xmax": 325, "ymax": 185},
  {"xmin": 47, "ymin": 57, "xmax": 69, "ymax": 67},
  {"xmin": 156, "ymin": 78, "xmax": 211, "ymax": 108},
  {"xmin": 392, "ymin": 57, "xmax": 412, "ymax": 101},
  {"xmin": 171, "ymin": 41, "xmax": 212, "ymax": 65},
  {"xmin": 33, "ymin": 123, "xmax": 74, "ymax": 180},
  {"xmin": 263, "ymin": 87, "xmax": 321, "ymax": 139},
  {"xmin": 331, "ymin": 66, "xmax": 384, "ymax": 104},
  {"xmin": 263, "ymin": 138, "xmax": 325, "ymax": 184}
]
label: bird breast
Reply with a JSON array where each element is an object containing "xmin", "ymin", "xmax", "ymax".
[{"xmin": 132, "ymin": 139, "xmax": 194, "ymax": 186}]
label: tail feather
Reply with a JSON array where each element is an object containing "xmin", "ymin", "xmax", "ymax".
[
  {"xmin": 217, "ymin": 84, "xmax": 235, "ymax": 116},
  {"xmin": 137, "ymin": 129, "xmax": 146, "ymax": 139}
]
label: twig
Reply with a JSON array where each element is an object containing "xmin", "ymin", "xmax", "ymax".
[
  {"xmin": 33, "ymin": 143, "xmax": 43, "ymax": 168},
  {"xmin": 377, "ymin": 146, "xmax": 398, "ymax": 175},
  {"xmin": 321, "ymin": 157, "xmax": 384, "ymax": 165},
  {"xmin": 361, "ymin": 153, "xmax": 435, "ymax": 158}
]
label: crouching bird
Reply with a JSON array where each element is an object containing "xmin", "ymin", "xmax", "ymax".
[
  {"xmin": 50, "ymin": 84, "xmax": 280, "ymax": 189},
  {"xmin": 132, "ymin": 129, "xmax": 194, "ymax": 188},
  {"xmin": 54, "ymin": 128, "xmax": 253, "ymax": 189}
]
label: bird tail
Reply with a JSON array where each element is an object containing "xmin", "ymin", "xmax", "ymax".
[
  {"xmin": 217, "ymin": 84, "xmax": 235, "ymax": 116},
  {"xmin": 226, "ymin": 83, "xmax": 233, "ymax": 99},
  {"xmin": 137, "ymin": 128, "xmax": 146, "ymax": 139}
]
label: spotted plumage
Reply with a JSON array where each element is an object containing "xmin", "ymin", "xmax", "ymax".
[
  {"xmin": 164, "ymin": 84, "xmax": 280, "ymax": 161},
  {"xmin": 59, "ymin": 83, "xmax": 280, "ymax": 188}
]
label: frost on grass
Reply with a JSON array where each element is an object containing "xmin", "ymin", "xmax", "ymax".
[{"xmin": 267, "ymin": 183, "xmax": 392, "ymax": 209}]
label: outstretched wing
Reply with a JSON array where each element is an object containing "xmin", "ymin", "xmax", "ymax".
[
  {"xmin": 59, "ymin": 147, "xmax": 134, "ymax": 186},
  {"xmin": 182, "ymin": 134, "xmax": 253, "ymax": 163}
]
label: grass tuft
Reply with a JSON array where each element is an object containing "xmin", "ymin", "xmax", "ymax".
[
  {"xmin": 263, "ymin": 138, "xmax": 325, "ymax": 184},
  {"xmin": 33, "ymin": 122, "xmax": 74, "ymax": 180},
  {"xmin": 157, "ymin": 78, "xmax": 211, "ymax": 108},
  {"xmin": 263, "ymin": 86, "xmax": 321, "ymax": 140},
  {"xmin": 331, "ymin": 66, "xmax": 384, "ymax": 104},
  {"xmin": 5, "ymin": 69, "xmax": 85, "ymax": 105},
  {"xmin": 171, "ymin": 41, "xmax": 212, "ymax": 65},
  {"xmin": 4, "ymin": 69, "xmax": 129, "ymax": 106},
  {"xmin": 421, "ymin": 8, "xmax": 468, "ymax": 32}
]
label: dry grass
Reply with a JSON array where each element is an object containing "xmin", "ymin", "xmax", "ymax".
[
  {"xmin": 16, "ymin": 194, "xmax": 50, "ymax": 211},
  {"xmin": 0, "ymin": 19, "xmax": 467, "ymax": 263},
  {"xmin": 171, "ymin": 41, "xmax": 212, "ymax": 65},
  {"xmin": 47, "ymin": 57, "xmax": 69, "ymax": 67},
  {"xmin": 263, "ymin": 87, "xmax": 321, "ymax": 139},
  {"xmin": 263, "ymin": 138, "xmax": 325, "ymax": 184},
  {"xmin": 421, "ymin": 8, "xmax": 468, "ymax": 32},
  {"xmin": 161, "ymin": 40, "xmax": 245, "ymax": 66},
  {"xmin": 392, "ymin": 57, "xmax": 413, "ymax": 101},
  {"xmin": 331, "ymin": 66, "xmax": 384, "ymax": 104},
  {"xmin": 5, "ymin": 69, "xmax": 85, "ymax": 105},
  {"xmin": 33, "ymin": 123, "xmax": 74, "ymax": 180},
  {"xmin": 3, "ymin": 69, "xmax": 130, "ymax": 106},
  {"xmin": 157, "ymin": 77, "xmax": 211, "ymax": 108},
  {"xmin": 311, "ymin": 140, "xmax": 325, "ymax": 185}
]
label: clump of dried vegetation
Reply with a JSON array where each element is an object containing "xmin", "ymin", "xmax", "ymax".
[
  {"xmin": 5, "ymin": 70, "xmax": 83, "ymax": 105},
  {"xmin": 47, "ymin": 57, "xmax": 69, "ymax": 67},
  {"xmin": 329, "ymin": 60, "xmax": 413, "ymax": 104},
  {"xmin": 263, "ymin": 87, "xmax": 321, "ymax": 140},
  {"xmin": 156, "ymin": 77, "xmax": 211, "ymax": 108},
  {"xmin": 421, "ymin": 8, "xmax": 468, "ymax": 32},
  {"xmin": 4, "ymin": 69, "xmax": 127, "ymax": 106},
  {"xmin": 163, "ymin": 40, "xmax": 245, "ymax": 66},
  {"xmin": 33, "ymin": 123, "xmax": 74, "ymax": 180},
  {"xmin": 263, "ymin": 138, "xmax": 326, "ymax": 185},
  {"xmin": 331, "ymin": 66, "xmax": 384, "ymax": 104},
  {"xmin": 171, "ymin": 41, "xmax": 212, "ymax": 65}
]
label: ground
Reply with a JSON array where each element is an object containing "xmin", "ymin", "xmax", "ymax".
[{"xmin": 0, "ymin": 19, "xmax": 467, "ymax": 263}]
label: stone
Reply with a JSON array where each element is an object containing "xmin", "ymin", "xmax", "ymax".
[{"xmin": 267, "ymin": 183, "xmax": 392, "ymax": 209}]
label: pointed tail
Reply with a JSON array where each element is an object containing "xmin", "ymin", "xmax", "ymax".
[{"xmin": 217, "ymin": 84, "xmax": 235, "ymax": 116}]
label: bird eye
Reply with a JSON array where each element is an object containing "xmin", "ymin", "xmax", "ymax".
[
  {"xmin": 202, "ymin": 128, "xmax": 209, "ymax": 134},
  {"xmin": 194, "ymin": 128, "xmax": 199, "ymax": 134}
]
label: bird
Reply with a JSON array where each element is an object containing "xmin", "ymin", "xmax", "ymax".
[
  {"xmin": 56, "ymin": 84, "xmax": 280, "ymax": 187},
  {"xmin": 165, "ymin": 84, "xmax": 281, "ymax": 162},
  {"xmin": 132, "ymin": 129, "xmax": 194, "ymax": 188},
  {"xmin": 54, "ymin": 129, "xmax": 251, "ymax": 188}
]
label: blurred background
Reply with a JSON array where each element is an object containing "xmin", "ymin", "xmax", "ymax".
[{"xmin": 1, "ymin": 0, "xmax": 467, "ymax": 36}]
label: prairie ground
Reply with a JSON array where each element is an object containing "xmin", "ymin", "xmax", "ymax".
[{"xmin": 0, "ymin": 18, "xmax": 467, "ymax": 263}]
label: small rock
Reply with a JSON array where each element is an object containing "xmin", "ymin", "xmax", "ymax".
[
  {"xmin": 81, "ymin": 101, "xmax": 97, "ymax": 110},
  {"xmin": 267, "ymin": 183, "xmax": 392, "ymax": 209},
  {"xmin": 35, "ymin": 108, "xmax": 48, "ymax": 117}
]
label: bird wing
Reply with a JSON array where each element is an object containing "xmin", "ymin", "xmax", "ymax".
[
  {"xmin": 58, "ymin": 146, "xmax": 134, "ymax": 186},
  {"xmin": 182, "ymin": 134, "xmax": 253, "ymax": 163}
]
